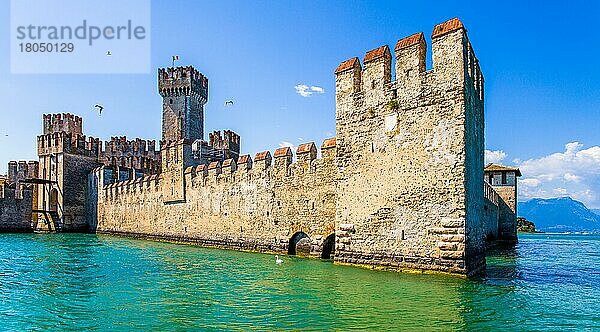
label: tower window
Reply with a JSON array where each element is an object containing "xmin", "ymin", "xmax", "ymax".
[
  {"xmin": 169, "ymin": 98, "xmax": 173, "ymax": 104},
  {"xmin": 502, "ymin": 172, "xmax": 507, "ymax": 185}
]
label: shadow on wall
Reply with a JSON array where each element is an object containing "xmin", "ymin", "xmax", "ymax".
[
  {"xmin": 321, "ymin": 233, "xmax": 335, "ymax": 259},
  {"xmin": 288, "ymin": 231, "xmax": 309, "ymax": 255}
]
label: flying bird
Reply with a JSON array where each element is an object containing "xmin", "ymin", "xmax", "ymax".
[
  {"xmin": 224, "ymin": 100, "xmax": 234, "ymax": 106},
  {"xmin": 94, "ymin": 104, "xmax": 104, "ymax": 115},
  {"xmin": 106, "ymin": 51, "xmax": 112, "ymax": 56}
]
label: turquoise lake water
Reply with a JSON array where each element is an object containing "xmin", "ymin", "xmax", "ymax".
[{"xmin": 0, "ymin": 233, "xmax": 599, "ymax": 331}]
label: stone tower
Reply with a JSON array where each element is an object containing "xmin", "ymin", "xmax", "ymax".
[
  {"xmin": 334, "ymin": 18, "xmax": 486, "ymax": 276},
  {"xmin": 36, "ymin": 113, "xmax": 101, "ymax": 231},
  {"xmin": 484, "ymin": 163, "xmax": 521, "ymax": 242},
  {"xmin": 158, "ymin": 66, "xmax": 208, "ymax": 145},
  {"xmin": 158, "ymin": 66, "xmax": 208, "ymax": 203}
]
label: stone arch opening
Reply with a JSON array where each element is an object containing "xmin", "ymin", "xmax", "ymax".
[
  {"xmin": 288, "ymin": 231, "xmax": 310, "ymax": 255},
  {"xmin": 321, "ymin": 233, "xmax": 335, "ymax": 259},
  {"xmin": 49, "ymin": 188, "xmax": 59, "ymax": 212}
]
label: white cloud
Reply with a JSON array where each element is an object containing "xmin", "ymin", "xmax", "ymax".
[
  {"xmin": 310, "ymin": 86, "xmax": 324, "ymax": 93},
  {"xmin": 519, "ymin": 178, "xmax": 541, "ymax": 187},
  {"xmin": 553, "ymin": 187, "xmax": 568, "ymax": 196},
  {"xmin": 279, "ymin": 141, "xmax": 294, "ymax": 148},
  {"xmin": 295, "ymin": 84, "xmax": 325, "ymax": 97},
  {"xmin": 564, "ymin": 173, "xmax": 582, "ymax": 183},
  {"xmin": 516, "ymin": 142, "xmax": 600, "ymax": 208},
  {"xmin": 485, "ymin": 149, "xmax": 506, "ymax": 164}
]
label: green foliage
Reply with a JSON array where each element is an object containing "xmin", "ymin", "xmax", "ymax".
[{"xmin": 387, "ymin": 100, "xmax": 399, "ymax": 111}]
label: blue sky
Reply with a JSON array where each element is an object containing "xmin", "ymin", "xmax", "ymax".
[{"xmin": 1, "ymin": 1, "xmax": 599, "ymax": 207}]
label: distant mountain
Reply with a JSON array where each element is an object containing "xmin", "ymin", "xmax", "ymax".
[{"xmin": 518, "ymin": 197, "xmax": 600, "ymax": 232}]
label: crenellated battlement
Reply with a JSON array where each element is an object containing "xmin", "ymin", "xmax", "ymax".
[
  {"xmin": 6, "ymin": 160, "xmax": 38, "ymax": 185},
  {"xmin": 101, "ymin": 136, "xmax": 161, "ymax": 174},
  {"xmin": 100, "ymin": 138, "xmax": 337, "ymax": 201},
  {"xmin": 158, "ymin": 66, "xmax": 208, "ymax": 100},
  {"xmin": 0, "ymin": 181, "xmax": 33, "ymax": 232},
  {"xmin": 43, "ymin": 113, "xmax": 83, "ymax": 136},
  {"xmin": 335, "ymin": 17, "xmax": 483, "ymax": 111},
  {"xmin": 104, "ymin": 136, "xmax": 158, "ymax": 154},
  {"xmin": 208, "ymin": 130, "xmax": 241, "ymax": 161},
  {"xmin": 37, "ymin": 132, "xmax": 102, "ymax": 157}
]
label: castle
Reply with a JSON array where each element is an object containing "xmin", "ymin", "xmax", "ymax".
[{"xmin": 0, "ymin": 18, "xmax": 521, "ymax": 276}]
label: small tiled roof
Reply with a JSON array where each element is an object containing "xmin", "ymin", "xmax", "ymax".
[
  {"xmin": 321, "ymin": 138, "xmax": 336, "ymax": 149},
  {"xmin": 255, "ymin": 151, "xmax": 271, "ymax": 161},
  {"xmin": 484, "ymin": 163, "xmax": 522, "ymax": 177},
  {"xmin": 274, "ymin": 147, "xmax": 292, "ymax": 158},
  {"xmin": 335, "ymin": 57, "xmax": 360, "ymax": 74},
  {"xmin": 196, "ymin": 164, "xmax": 206, "ymax": 172},
  {"xmin": 296, "ymin": 142, "xmax": 316, "ymax": 154},
  {"xmin": 184, "ymin": 166, "xmax": 194, "ymax": 173},
  {"xmin": 208, "ymin": 161, "xmax": 220, "ymax": 170},
  {"xmin": 238, "ymin": 154, "xmax": 251, "ymax": 164},
  {"xmin": 432, "ymin": 17, "xmax": 464, "ymax": 38},
  {"xmin": 222, "ymin": 158, "xmax": 234, "ymax": 167},
  {"xmin": 364, "ymin": 45, "xmax": 390, "ymax": 63},
  {"xmin": 395, "ymin": 32, "xmax": 424, "ymax": 51}
]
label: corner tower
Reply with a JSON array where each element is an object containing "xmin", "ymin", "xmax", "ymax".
[
  {"xmin": 158, "ymin": 66, "xmax": 208, "ymax": 145},
  {"xmin": 334, "ymin": 18, "xmax": 486, "ymax": 276}
]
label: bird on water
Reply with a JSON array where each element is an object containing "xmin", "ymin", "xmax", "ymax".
[{"xmin": 275, "ymin": 255, "xmax": 283, "ymax": 264}]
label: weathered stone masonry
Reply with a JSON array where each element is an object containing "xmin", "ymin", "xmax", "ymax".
[
  {"xmin": 94, "ymin": 140, "xmax": 337, "ymax": 257},
  {"xmin": 0, "ymin": 185, "xmax": 33, "ymax": 232},
  {"xmin": 333, "ymin": 18, "xmax": 486, "ymax": 275}
]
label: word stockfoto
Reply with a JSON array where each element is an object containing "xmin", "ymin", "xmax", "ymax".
[{"xmin": 15, "ymin": 20, "xmax": 146, "ymax": 46}]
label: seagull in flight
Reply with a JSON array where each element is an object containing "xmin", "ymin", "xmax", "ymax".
[
  {"xmin": 94, "ymin": 104, "xmax": 104, "ymax": 115},
  {"xmin": 224, "ymin": 100, "xmax": 234, "ymax": 106},
  {"xmin": 106, "ymin": 51, "xmax": 112, "ymax": 56}
]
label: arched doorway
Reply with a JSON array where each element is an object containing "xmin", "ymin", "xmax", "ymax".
[
  {"xmin": 49, "ymin": 188, "xmax": 59, "ymax": 212},
  {"xmin": 321, "ymin": 233, "xmax": 335, "ymax": 259},
  {"xmin": 288, "ymin": 231, "xmax": 310, "ymax": 255}
]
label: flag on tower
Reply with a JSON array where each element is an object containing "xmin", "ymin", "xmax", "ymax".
[{"xmin": 172, "ymin": 55, "xmax": 179, "ymax": 67}]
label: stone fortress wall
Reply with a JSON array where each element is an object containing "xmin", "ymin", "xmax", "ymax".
[
  {"xmin": 0, "ymin": 17, "xmax": 519, "ymax": 276},
  {"xmin": 0, "ymin": 161, "xmax": 36, "ymax": 232},
  {"xmin": 90, "ymin": 18, "xmax": 513, "ymax": 276},
  {"xmin": 0, "ymin": 184, "xmax": 33, "ymax": 232},
  {"xmin": 93, "ymin": 139, "xmax": 338, "ymax": 257}
]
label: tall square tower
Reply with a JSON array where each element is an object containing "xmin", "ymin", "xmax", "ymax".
[{"xmin": 158, "ymin": 66, "xmax": 208, "ymax": 145}]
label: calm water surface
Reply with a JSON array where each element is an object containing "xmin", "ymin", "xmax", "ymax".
[{"xmin": 0, "ymin": 233, "xmax": 599, "ymax": 331}]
